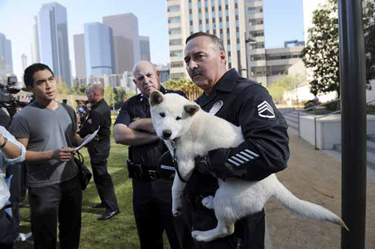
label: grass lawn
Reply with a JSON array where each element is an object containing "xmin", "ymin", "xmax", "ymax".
[{"xmin": 14, "ymin": 129, "xmax": 171, "ymax": 249}]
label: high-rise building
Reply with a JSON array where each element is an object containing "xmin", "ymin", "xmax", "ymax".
[
  {"xmin": 0, "ymin": 33, "xmax": 13, "ymax": 75},
  {"xmin": 31, "ymin": 16, "xmax": 41, "ymax": 64},
  {"xmin": 245, "ymin": 0, "xmax": 305, "ymax": 87},
  {"xmin": 73, "ymin": 34, "xmax": 86, "ymax": 80},
  {"xmin": 103, "ymin": 13, "xmax": 141, "ymax": 74},
  {"xmin": 166, "ymin": 0, "xmax": 248, "ymax": 79},
  {"xmin": 84, "ymin": 22, "xmax": 115, "ymax": 78},
  {"xmin": 39, "ymin": 2, "xmax": 72, "ymax": 86},
  {"xmin": 21, "ymin": 54, "xmax": 28, "ymax": 72},
  {"xmin": 139, "ymin": 36, "xmax": 151, "ymax": 61}
]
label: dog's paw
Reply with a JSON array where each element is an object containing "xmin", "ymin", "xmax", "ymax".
[
  {"xmin": 172, "ymin": 206, "xmax": 182, "ymax": 217},
  {"xmin": 202, "ymin": 196, "xmax": 214, "ymax": 209},
  {"xmin": 172, "ymin": 199, "xmax": 183, "ymax": 216},
  {"xmin": 192, "ymin": 230, "xmax": 215, "ymax": 242}
]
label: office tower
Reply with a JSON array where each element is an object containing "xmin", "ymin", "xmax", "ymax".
[
  {"xmin": 84, "ymin": 22, "xmax": 115, "ymax": 78},
  {"xmin": 0, "ymin": 33, "xmax": 13, "ymax": 75},
  {"xmin": 139, "ymin": 36, "xmax": 151, "ymax": 61},
  {"xmin": 31, "ymin": 16, "xmax": 41, "ymax": 64},
  {"xmin": 39, "ymin": 2, "xmax": 72, "ymax": 86},
  {"xmin": 103, "ymin": 13, "xmax": 141, "ymax": 74},
  {"xmin": 245, "ymin": 0, "xmax": 305, "ymax": 87},
  {"xmin": 73, "ymin": 34, "xmax": 86, "ymax": 80},
  {"xmin": 21, "ymin": 54, "xmax": 28, "ymax": 72},
  {"xmin": 166, "ymin": 0, "xmax": 247, "ymax": 79}
]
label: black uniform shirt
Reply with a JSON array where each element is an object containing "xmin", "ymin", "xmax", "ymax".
[
  {"xmin": 115, "ymin": 87, "xmax": 186, "ymax": 169},
  {"xmin": 79, "ymin": 98, "xmax": 111, "ymax": 142},
  {"xmin": 185, "ymin": 69, "xmax": 290, "ymax": 196}
]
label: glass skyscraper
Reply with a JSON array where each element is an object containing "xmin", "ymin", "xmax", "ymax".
[
  {"xmin": 84, "ymin": 22, "xmax": 115, "ymax": 77},
  {"xmin": 0, "ymin": 33, "xmax": 13, "ymax": 75},
  {"xmin": 39, "ymin": 2, "xmax": 72, "ymax": 86}
]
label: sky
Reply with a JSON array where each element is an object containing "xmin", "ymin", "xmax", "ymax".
[{"xmin": 0, "ymin": 0, "xmax": 305, "ymax": 81}]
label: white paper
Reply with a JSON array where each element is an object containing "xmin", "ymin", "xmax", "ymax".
[{"xmin": 75, "ymin": 126, "xmax": 100, "ymax": 151}]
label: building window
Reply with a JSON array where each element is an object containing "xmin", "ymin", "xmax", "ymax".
[
  {"xmin": 170, "ymin": 50, "xmax": 183, "ymax": 57},
  {"xmin": 251, "ymin": 54, "xmax": 266, "ymax": 61},
  {"xmin": 250, "ymin": 42, "xmax": 265, "ymax": 49},
  {"xmin": 249, "ymin": 19, "xmax": 263, "ymax": 26},
  {"xmin": 169, "ymin": 28, "xmax": 181, "ymax": 35},
  {"xmin": 169, "ymin": 17, "xmax": 181, "ymax": 24},
  {"xmin": 168, "ymin": 5, "xmax": 180, "ymax": 12},
  {"xmin": 251, "ymin": 66, "xmax": 267, "ymax": 77},
  {"xmin": 169, "ymin": 39, "xmax": 182, "ymax": 46},
  {"xmin": 249, "ymin": 31, "xmax": 264, "ymax": 38},
  {"xmin": 170, "ymin": 73, "xmax": 185, "ymax": 79},
  {"xmin": 171, "ymin": 61, "xmax": 184, "ymax": 68},
  {"xmin": 247, "ymin": 7, "xmax": 263, "ymax": 14}
]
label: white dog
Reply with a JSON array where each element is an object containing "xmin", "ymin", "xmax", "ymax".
[{"xmin": 149, "ymin": 90, "xmax": 348, "ymax": 242}]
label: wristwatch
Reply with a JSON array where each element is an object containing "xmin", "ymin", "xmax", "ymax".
[{"xmin": 0, "ymin": 137, "xmax": 8, "ymax": 148}]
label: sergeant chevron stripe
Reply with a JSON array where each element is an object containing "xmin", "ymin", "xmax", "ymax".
[
  {"xmin": 257, "ymin": 101, "xmax": 275, "ymax": 118},
  {"xmin": 227, "ymin": 149, "xmax": 259, "ymax": 167}
]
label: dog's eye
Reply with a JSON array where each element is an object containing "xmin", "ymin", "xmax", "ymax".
[
  {"xmin": 159, "ymin": 112, "xmax": 165, "ymax": 118},
  {"xmin": 176, "ymin": 116, "xmax": 182, "ymax": 121}
]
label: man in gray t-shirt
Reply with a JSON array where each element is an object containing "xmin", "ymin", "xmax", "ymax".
[{"xmin": 10, "ymin": 63, "xmax": 85, "ymax": 249}]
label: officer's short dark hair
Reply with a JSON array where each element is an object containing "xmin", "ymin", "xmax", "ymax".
[
  {"xmin": 185, "ymin": 32, "xmax": 225, "ymax": 52},
  {"xmin": 24, "ymin": 63, "xmax": 54, "ymax": 88}
]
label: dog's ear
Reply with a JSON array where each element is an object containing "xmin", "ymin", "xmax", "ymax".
[
  {"xmin": 184, "ymin": 104, "xmax": 200, "ymax": 116},
  {"xmin": 150, "ymin": 90, "xmax": 164, "ymax": 106}
]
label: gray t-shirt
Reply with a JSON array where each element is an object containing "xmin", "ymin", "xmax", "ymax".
[{"xmin": 10, "ymin": 102, "xmax": 78, "ymax": 187}]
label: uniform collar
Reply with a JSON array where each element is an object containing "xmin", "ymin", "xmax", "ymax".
[
  {"xmin": 212, "ymin": 68, "xmax": 241, "ymax": 93},
  {"xmin": 139, "ymin": 86, "xmax": 167, "ymax": 102},
  {"xmin": 91, "ymin": 98, "xmax": 104, "ymax": 109},
  {"xmin": 197, "ymin": 69, "xmax": 240, "ymax": 107}
]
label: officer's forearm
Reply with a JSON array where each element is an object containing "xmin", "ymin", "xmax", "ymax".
[
  {"xmin": 128, "ymin": 118, "xmax": 155, "ymax": 134},
  {"xmin": 114, "ymin": 124, "xmax": 159, "ymax": 146}
]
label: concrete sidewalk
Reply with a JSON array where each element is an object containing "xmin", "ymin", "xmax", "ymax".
[{"xmin": 265, "ymin": 129, "xmax": 375, "ymax": 249}]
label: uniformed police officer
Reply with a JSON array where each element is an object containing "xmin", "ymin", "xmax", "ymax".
[
  {"xmin": 114, "ymin": 61, "xmax": 188, "ymax": 249},
  {"xmin": 178, "ymin": 32, "xmax": 290, "ymax": 248},
  {"xmin": 79, "ymin": 84, "xmax": 119, "ymax": 220}
]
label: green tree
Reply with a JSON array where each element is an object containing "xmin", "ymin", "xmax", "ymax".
[
  {"xmin": 59, "ymin": 82, "xmax": 70, "ymax": 94},
  {"xmin": 70, "ymin": 82, "xmax": 80, "ymax": 94},
  {"xmin": 79, "ymin": 84, "xmax": 87, "ymax": 94},
  {"xmin": 104, "ymin": 86, "xmax": 114, "ymax": 109},
  {"xmin": 114, "ymin": 87, "xmax": 126, "ymax": 109},
  {"xmin": 301, "ymin": 0, "xmax": 375, "ymax": 97},
  {"xmin": 163, "ymin": 78, "xmax": 202, "ymax": 100},
  {"xmin": 267, "ymin": 76, "xmax": 300, "ymax": 103}
]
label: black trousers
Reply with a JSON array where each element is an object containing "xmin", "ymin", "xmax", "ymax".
[
  {"xmin": 132, "ymin": 178, "xmax": 185, "ymax": 249},
  {"xmin": 28, "ymin": 175, "xmax": 82, "ymax": 249},
  {"xmin": 88, "ymin": 141, "xmax": 118, "ymax": 212},
  {"xmin": 178, "ymin": 195, "xmax": 265, "ymax": 249}
]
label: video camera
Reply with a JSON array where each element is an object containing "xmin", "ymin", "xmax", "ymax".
[{"xmin": 0, "ymin": 75, "xmax": 22, "ymax": 108}]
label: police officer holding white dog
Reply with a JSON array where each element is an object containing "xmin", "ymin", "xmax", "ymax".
[{"xmin": 175, "ymin": 32, "xmax": 290, "ymax": 248}]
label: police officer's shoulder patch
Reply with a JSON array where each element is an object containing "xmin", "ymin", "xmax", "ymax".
[{"xmin": 257, "ymin": 101, "xmax": 275, "ymax": 119}]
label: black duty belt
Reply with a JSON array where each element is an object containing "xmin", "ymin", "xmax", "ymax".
[{"xmin": 127, "ymin": 160, "xmax": 159, "ymax": 180}]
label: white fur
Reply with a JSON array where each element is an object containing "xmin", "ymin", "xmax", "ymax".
[{"xmin": 150, "ymin": 91, "xmax": 348, "ymax": 242}]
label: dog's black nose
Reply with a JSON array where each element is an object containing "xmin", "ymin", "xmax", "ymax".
[{"xmin": 162, "ymin": 130, "xmax": 172, "ymax": 139}]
